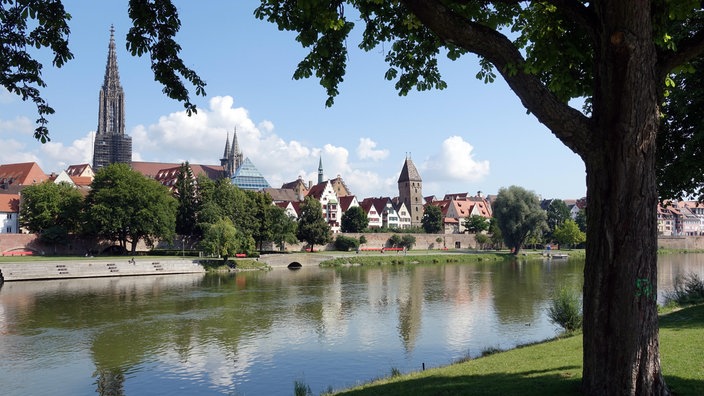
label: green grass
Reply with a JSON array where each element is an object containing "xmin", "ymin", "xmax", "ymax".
[{"xmin": 332, "ymin": 304, "xmax": 704, "ymax": 395}]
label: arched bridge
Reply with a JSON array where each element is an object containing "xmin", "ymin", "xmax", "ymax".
[{"xmin": 257, "ymin": 253, "xmax": 336, "ymax": 269}]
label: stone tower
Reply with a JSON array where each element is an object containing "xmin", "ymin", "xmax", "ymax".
[
  {"xmin": 93, "ymin": 25, "xmax": 132, "ymax": 170},
  {"xmin": 221, "ymin": 128, "xmax": 243, "ymax": 178},
  {"xmin": 318, "ymin": 156, "xmax": 324, "ymax": 184},
  {"xmin": 398, "ymin": 155, "xmax": 423, "ymax": 227}
]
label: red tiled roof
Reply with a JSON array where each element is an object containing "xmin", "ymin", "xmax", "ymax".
[
  {"xmin": 0, "ymin": 194, "xmax": 20, "ymax": 212},
  {"xmin": 0, "ymin": 162, "xmax": 48, "ymax": 186}
]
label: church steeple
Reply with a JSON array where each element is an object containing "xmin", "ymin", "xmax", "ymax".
[
  {"xmin": 221, "ymin": 128, "xmax": 243, "ymax": 178},
  {"xmin": 318, "ymin": 155, "xmax": 324, "ymax": 184},
  {"xmin": 93, "ymin": 25, "xmax": 131, "ymax": 170},
  {"xmin": 232, "ymin": 128, "xmax": 243, "ymax": 171}
]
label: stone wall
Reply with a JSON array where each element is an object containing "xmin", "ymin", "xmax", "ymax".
[
  {"xmin": 657, "ymin": 236, "xmax": 704, "ymax": 250},
  {"xmin": 272, "ymin": 232, "xmax": 480, "ymax": 252}
]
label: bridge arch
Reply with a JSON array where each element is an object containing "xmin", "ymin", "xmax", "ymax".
[{"xmin": 287, "ymin": 262, "xmax": 302, "ymax": 269}]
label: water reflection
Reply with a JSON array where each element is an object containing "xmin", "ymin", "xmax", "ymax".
[{"xmin": 0, "ymin": 255, "xmax": 703, "ymax": 395}]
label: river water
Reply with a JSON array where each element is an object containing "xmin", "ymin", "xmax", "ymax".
[{"xmin": 1, "ymin": 254, "xmax": 702, "ymax": 395}]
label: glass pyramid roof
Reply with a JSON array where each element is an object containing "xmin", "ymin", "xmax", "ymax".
[{"xmin": 231, "ymin": 157, "xmax": 270, "ymax": 190}]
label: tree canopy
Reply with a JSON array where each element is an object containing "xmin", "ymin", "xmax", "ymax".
[
  {"xmin": 19, "ymin": 181, "xmax": 83, "ymax": 234},
  {"xmin": 421, "ymin": 205, "xmax": 443, "ymax": 234},
  {"xmin": 296, "ymin": 196, "xmax": 331, "ymax": 251},
  {"xmin": 464, "ymin": 214, "xmax": 490, "ymax": 234},
  {"xmin": 84, "ymin": 163, "xmax": 177, "ymax": 254},
  {"xmin": 492, "ymin": 185, "xmax": 547, "ymax": 255},
  {"xmin": 341, "ymin": 205, "xmax": 369, "ymax": 233}
]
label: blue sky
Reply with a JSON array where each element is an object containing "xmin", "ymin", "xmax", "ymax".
[{"xmin": 0, "ymin": 1, "xmax": 586, "ymax": 200}]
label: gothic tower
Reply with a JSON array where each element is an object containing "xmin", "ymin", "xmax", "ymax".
[
  {"xmin": 93, "ymin": 25, "xmax": 132, "ymax": 170},
  {"xmin": 318, "ymin": 156, "xmax": 324, "ymax": 184},
  {"xmin": 221, "ymin": 128, "xmax": 243, "ymax": 178},
  {"xmin": 398, "ymin": 155, "xmax": 423, "ymax": 227}
]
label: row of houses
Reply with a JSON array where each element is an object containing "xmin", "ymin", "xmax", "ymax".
[
  {"xmin": 658, "ymin": 201, "xmax": 704, "ymax": 236},
  {"xmin": 0, "ymin": 160, "xmax": 494, "ymax": 236},
  {"xmin": 5, "ymin": 160, "xmax": 703, "ymax": 239}
]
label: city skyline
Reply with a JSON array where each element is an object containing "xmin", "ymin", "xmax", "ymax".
[{"xmin": 0, "ymin": 1, "xmax": 586, "ymax": 200}]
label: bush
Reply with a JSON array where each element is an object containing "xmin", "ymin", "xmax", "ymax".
[
  {"xmin": 359, "ymin": 235, "xmax": 367, "ymax": 244},
  {"xmin": 663, "ymin": 273, "xmax": 704, "ymax": 306},
  {"xmin": 547, "ymin": 287, "xmax": 583, "ymax": 333},
  {"xmin": 334, "ymin": 235, "xmax": 359, "ymax": 251}
]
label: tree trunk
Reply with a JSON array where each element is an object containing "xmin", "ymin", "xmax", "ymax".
[{"xmin": 582, "ymin": 2, "xmax": 668, "ymax": 394}]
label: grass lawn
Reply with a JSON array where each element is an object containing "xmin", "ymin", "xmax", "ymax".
[{"xmin": 333, "ymin": 304, "xmax": 704, "ymax": 395}]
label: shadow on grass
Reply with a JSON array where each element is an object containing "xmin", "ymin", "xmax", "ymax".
[
  {"xmin": 659, "ymin": 304, "xmax": 704, "ymax": 330},
  {"xmin": 335, "ymin": 367, "xmax": 582, "ymax": 396}
]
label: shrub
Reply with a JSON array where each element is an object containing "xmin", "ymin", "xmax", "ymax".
[
  {"xmin": 334, "ymin": 235, "xmax": 359, "ymax": 251},
  {"xmin": 359, "ymin": 235, "xmax": 367, "ymax": 244},
  {"xmin": 547, "ymin": 287, "xmax": 583, "ymax": 333},
  {"xmin": 663, "ymin": 273, "xmax": 704, "ymax": 306},
  {"xmin": 293, "ymin": 380, "xmax": 312, "ymax": 396}
]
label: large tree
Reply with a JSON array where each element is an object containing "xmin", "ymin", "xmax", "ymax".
[
  {"xmin": 19, "ymin": 181, "xmax": 83, "ymax": 234},
  {"xmin": 340, "ymin": 205, "xmax": 369, "ymax": 233},
  {"xmin": 174, "ymin": 162, "xmax": 199, "ymax": 237},
  {"xmin": 492, "ymin": 185, "xmax": 548, "ymax": 255},
  {"xmin": 6, "ymin": 1, "xmax": 704, "ymax": 393},
  {"xmin": 84, "ymin": 163, "xmax": 177, "ymax": 254},
  {"xmin": 421, "ymin": 204, "xmax": 443, "ymax": 234},
  {"xmin": 296, "ymin": 196, "xmax": 331, "ymax": 252}
]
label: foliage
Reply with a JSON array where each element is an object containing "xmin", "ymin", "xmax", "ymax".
[
  {"xmin": 657, "ymin": 20, "xmax": 704, "ymax": 202},
  {"xmin": 574, "ymin": 208, "xmax": 587, "ymax": 233},
  {"xmin": 200, "ymin": 218, "xmax": 254, "ymax": 259},
  {"xmin": 545, "ymin": 199, "xmax": 571, "ymax": 239},
  {"xmin": 464, "ymin": 214, "xmax": 489, "ymax": 233},
  {"xmin": 547, "ymin": 287, "xmax": 583, "ymax": 334},
  {"xmin": 0, "ymin": 0, "xmax": 205, "ymax": 141},
  {"xmin": 84, "ymin": 163, "xmax": 177, "ymax": 254},
  {"xmin": 492, "ymin": 186, "xmax": 547, "ymax": 254},
  {"xmin": 359, "ymin": 235, "xmax": 367, "ymax": 244},
  {"xmin": 293, "ymin": 380, "xmax": 312, "ymax": 396},
  {"xmin": 400, "ymin": 234, "xmax": 416, "ymax": 249},
  {"xmin": 174, "ymin": 162, "xmax": 198, "ymax": 237},
  {"xmin": 474, "ymin": 233, "xmax": 489, "ymax": 250},
  {"xmin": 19, "ymin": 181, "xmax": 83, "ymax": 234},
  {"xmin": 267, "ymin": 205, "xmax": 298, "ymax": 251},
  {"xmin": 296, "ymin": 196, "xmax": 331, "ymax": 251},
  {"xmin": 552, "ymin": 219, "xmax": 586, "ymax": 249},
  {"xmin": 488, "ymin": 218, "xmax": 503, "ymax": 250},
  {"xmin": 388, "ymin": 234, "xmax": 402, "ymax": 247},
  {"xmin": 663, "ymin": 273, "xmax": 704, "ymax": 306},
  {"xmin": 341, "ymin": 205, "xmax": 369, "ymax": 233},
  {"xmin": 421, "ymin": 205, "xmax": 443, "ymax": 234},
  {"xmin": 334, "ymin": 235, "xmax": 359, "ymax": 251},
  {"xmin": 246, "ymin": 190, "xmax": 274, "ymax": 250}
]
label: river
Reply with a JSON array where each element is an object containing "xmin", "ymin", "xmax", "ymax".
[{"xmin": 0, "ymin": 254, "xmax": 702, "ymax": 395}]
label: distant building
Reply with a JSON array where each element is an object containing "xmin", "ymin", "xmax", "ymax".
[
  {"xmin": 397, "ymin": 156, "xmax": 423, "ymax": 227},
  {"xmin": 231, "ymin": 158, "xmax": 271, "ymax": 191},
  {"xmin": 221, "ymin": 128, "xmax": 244, "ymax": 179},
  {"xmin": 93, "ymin": 26, "xmax": 132, "ymax": 170}
]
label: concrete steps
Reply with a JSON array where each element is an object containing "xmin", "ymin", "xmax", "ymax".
[{"xmin": 0, "ymin": 258, "xmax": 204, "ymax": 281}]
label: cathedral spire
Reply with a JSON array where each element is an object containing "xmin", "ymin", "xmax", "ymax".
[
  {"xmin": 232, "ymin": 128, "xmax": 242, "ymax": 170},
  {"xmin": 93, "ymin": 25, "xmax": 131, "ymax": 170}
]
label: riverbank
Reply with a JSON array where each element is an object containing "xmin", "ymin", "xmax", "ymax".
[
  {"xmin": 331, "ymin": 304, "xmax": 704, "ymax": 395},
  {"xmin": 0, "ymin": 257, "xmax": 204, "ymax": 281}
]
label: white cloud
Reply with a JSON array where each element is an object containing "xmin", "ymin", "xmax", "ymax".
[
  {"xmin": 0, "ymin": 116, "xmax": 34, "ymax": 136},
  {"xmin": 356, "ymin": 138, "xmax": 389, "ymax": 161},
  {"xmin": 422, "ymin": 136, "xmax": 490, "ymax": 183},
  {"xmin": 127, "ymin": 95, "xmax": 391, "ymax": 198},
  {"xmin": 39, "ymin": 132, "xmax": 94, "ymax": 170}
]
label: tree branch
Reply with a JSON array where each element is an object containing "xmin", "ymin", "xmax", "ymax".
[
  {"xmin": 400, "ymin": 0, "xmax": 592, "ymax": 157},
  {"xmin": 659, "ymin": 28, "xmax": 704, "ymax": 78}
]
